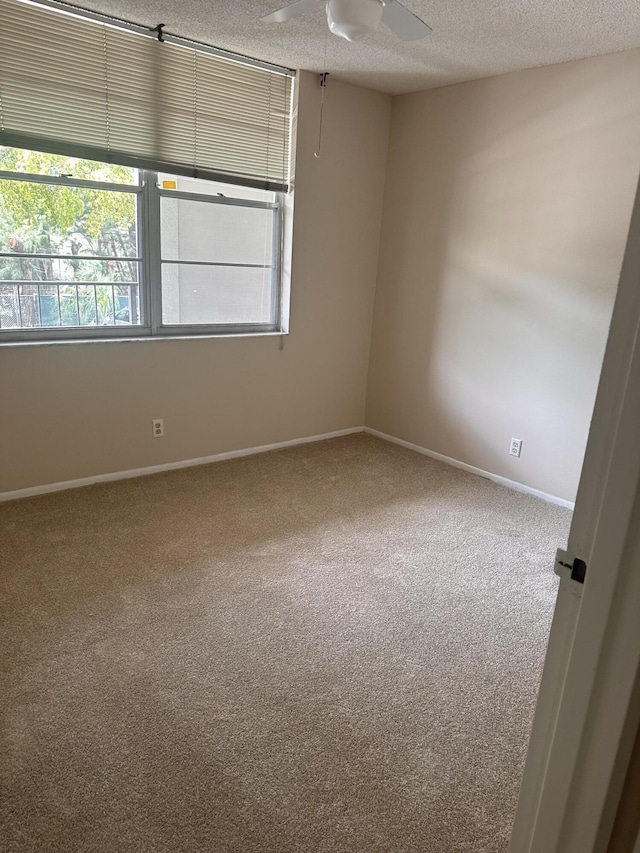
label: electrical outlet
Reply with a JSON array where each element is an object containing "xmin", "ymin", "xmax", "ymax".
[
  {"xmin": 152, "ymin": 418, "xmax": 164, "ymax": 438},
  {"xmin": 510, "ymin": 437, "xmax": 522, "ymax": 458}
]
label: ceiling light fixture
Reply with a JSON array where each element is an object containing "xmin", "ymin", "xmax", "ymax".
[{"xmin": 326, "ymin": 0, "xmax": 383, "ymax": 42}]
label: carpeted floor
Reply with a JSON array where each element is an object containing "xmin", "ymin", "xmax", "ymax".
[{"xmin": 0, "ymin": 434, "xmax": 571, "ymax": 853}]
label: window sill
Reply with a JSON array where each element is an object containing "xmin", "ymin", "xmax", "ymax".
[{"xmin": 0, "ymin": 330, "xmax": 289, "ymax": 348}]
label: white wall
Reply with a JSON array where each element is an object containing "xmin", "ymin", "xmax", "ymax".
[
  {"xmin": 0, "ymin": 73, "xmax": 391, "ymax": 493},
  {"xmin": 5, "ymin": 50, "xmax": 640, "ymax": 501},
  {"xmin": 365, "ymin": 48, "xmax": 640, "ymax": 503}
]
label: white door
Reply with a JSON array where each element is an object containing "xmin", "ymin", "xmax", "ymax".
[{"xmin": 509, "ymin": 173, "xmax": 640, "ymax": 853}]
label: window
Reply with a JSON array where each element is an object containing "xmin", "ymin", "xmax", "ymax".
[
  {"xmin": 0, "ymin": 147, "xmax": 283, "ymax": 341},
  {"xmin": 157, "ymin": 175, "xmax": 281, "ymax": 331},
  {"xmin": 0, "ymin": 0, "xmax": 294, "ymax": 343}
]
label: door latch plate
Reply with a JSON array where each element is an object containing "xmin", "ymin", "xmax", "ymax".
[{"xmin": 555, "ymin": 548, "xmax": 587, "ymax": 584}]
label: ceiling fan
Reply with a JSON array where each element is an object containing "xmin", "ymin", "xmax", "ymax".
[{"xmin": 262, "ymin": 0, "xmax": 432, "ymax": 43}]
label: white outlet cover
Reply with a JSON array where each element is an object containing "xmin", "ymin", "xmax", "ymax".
[{"xmin": 510, "ymin": 438, "xmax": 522, "ymax": 457}]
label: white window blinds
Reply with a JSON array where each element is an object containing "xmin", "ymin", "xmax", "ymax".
[{"xmin": 0, "ymin": 0, "xmax": 294, "ymax": 191}]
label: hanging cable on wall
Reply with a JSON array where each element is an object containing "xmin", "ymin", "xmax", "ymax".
[
  {"xmin": 314, "ymin": 72, "xmax": 329, "ymax": 159},
  {"xmin": 314, "ymin": 24, "xmax": 330, "ymax": 160}
]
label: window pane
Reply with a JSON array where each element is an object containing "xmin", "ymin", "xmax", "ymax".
[
  {"xmin": 158, "ymin": 173, "xmax": 275, "ymax": 203},
  {"xmin": 162, "ymin": 264, "xmax": 274, "ymax": 326},
  {"xmin": 0, "ymin": 180, "xmax": 138, "ymax": 258},
  {"xmin": 161, "ymin": 197, "xmax": 274, "ymax": 266},
  {"xmin": 0, "ymin": 146, "xmax": 138, "ymax": 185},
  {"xmin": 0, "ymin": 282, "xmax": 141, "ymax": 330}
]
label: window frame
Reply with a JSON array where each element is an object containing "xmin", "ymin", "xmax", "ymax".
[{"xmin": 0, "ymin": 163, "xmax": 285, "ymax": 343}]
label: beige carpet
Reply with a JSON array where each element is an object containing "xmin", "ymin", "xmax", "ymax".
[{"xmin": 0, "ymin": 434, "xmax": 570, "ymax": 853}]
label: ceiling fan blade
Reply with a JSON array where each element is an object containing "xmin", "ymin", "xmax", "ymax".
[
  {"xmin": 262, "ymin": 0, "xmax": 323, "ymax": 23},
  {"xmin": 382, "ymin": 0, "xmax": 432, "ymax": 40}
]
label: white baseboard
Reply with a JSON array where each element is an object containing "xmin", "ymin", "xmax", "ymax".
[
  {"xmin": 363, "ymin": 427, "xmax": 575, "ymax": 510},
  {"xmin": 1, "ymin": 425, "xmax": 575, "ymax": 509},
  {"xmin": 0, "ymin": 427, "xmax": 365, "ymax": 503}
]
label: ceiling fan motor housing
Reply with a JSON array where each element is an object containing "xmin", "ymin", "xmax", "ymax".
[{"xmin": 326, "ymin": 0, "xmax": 384, "ymax": 41}]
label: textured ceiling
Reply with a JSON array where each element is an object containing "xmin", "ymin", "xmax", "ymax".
[{"xmin": 74, "ymin": 0, "xmax": 640, "ymax": 94}]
